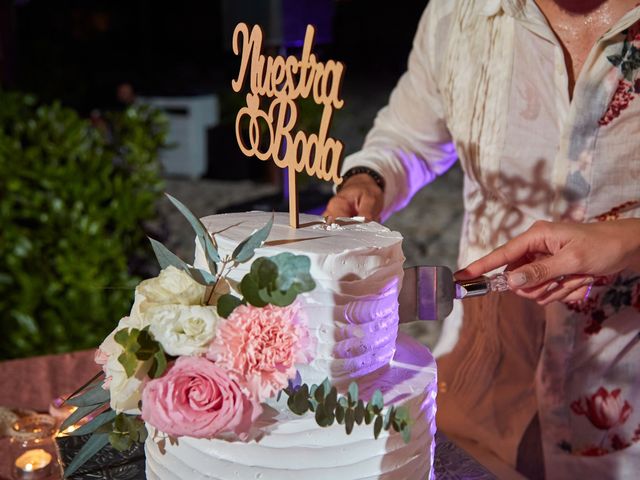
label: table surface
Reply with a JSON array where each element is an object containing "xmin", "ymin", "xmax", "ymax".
[{"xmin": 1, "ymin": 350, "xmax": 498, "ymax": 479}]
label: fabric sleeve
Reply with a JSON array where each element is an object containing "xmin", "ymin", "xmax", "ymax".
[{"xmin": 340, "ymin": 0, "xmax": 457, "ymax": 220}]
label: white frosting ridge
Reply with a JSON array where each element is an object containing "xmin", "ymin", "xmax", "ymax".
[
  {"xmin": 145, "ymin": 333, "xmax": 437, "ymax": 480},
  {"xmin": 194, "ymin": 212, "xmax": 405, "ymax": 385}
]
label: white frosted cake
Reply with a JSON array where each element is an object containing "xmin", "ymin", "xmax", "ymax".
[{"xmin": 144, "ymin": 212, "xmax": 438, "ymax": 479}]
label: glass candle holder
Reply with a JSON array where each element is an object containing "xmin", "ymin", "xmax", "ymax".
[{"xmin": 9, "ymin": 415, "xmax": 63, "ymax": 480}]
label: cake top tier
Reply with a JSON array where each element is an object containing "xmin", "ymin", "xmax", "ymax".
[
  {"xmin": 200, "ymin": 212, "xmax": 404, "ymax": 280},
  {"xmin": 195, "ymin": 211, "xmax": 405, "ymax": 385}
]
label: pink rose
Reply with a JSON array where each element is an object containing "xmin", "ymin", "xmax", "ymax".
[
  {"xmin": 207, "ymin": 303, "xmax": 312, "ymax": 402},
  {"xmin": 141, "ymin": 357, "xmax": 260, "ymax": 438},
  {"xmin": 571, "ymin": 387, "xmax": 633, "ymax": 430}
]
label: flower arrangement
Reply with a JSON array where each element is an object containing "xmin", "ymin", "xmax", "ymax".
[{"xmin": 63, "ymin": 195, "xmax": 411, "ymax": 476}]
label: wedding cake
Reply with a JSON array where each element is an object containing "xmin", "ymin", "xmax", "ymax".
[{"xmin": 144, "ymin": 212, "xmax": 438, "ymax": 480}]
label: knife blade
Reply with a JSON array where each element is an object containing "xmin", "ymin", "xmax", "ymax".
[{"xmin": 398, "ymin": 266, "xmax": 510, "ymax": 322}]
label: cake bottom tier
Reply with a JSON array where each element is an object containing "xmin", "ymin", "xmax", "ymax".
[{"xmin": 145, "ymin": 333, "xmax": 437, "ymax": 480}]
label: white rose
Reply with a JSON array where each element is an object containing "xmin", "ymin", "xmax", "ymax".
[
  {"xmin": 104, "ymin": 355, "xmax": 147, "ymax": 414},
  {"xmin": 96, "ymin": 316, "xmax": 152, "ymax": 414},
  {"xmin": 132, "ymin": 266, "xmax": 206, "ymax": 318},
  {"xmin": 147, "ymin": 304, "xmax": 219, "ymax": 356}
]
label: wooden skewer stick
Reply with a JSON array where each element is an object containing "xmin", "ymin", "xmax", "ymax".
[{"xmin": 288, "ymin": 168, "xmax": 299, "ymax": 229}]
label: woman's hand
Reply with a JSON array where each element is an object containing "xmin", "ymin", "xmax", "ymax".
[
  {"xmin": 322, "ymin": 173, "xmax": 384, "ymax": 223},
  {"xmin": 456, "ymin": 219, "xmax": 640, "ymax": 305}
]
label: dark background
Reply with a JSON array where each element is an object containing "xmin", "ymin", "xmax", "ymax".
[{"xmin": 1, "ymin": 0, "xmax": 428, "ymax": 114}]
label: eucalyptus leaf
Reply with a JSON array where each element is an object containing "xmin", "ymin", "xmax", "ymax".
[
  {"xmin": 314, "ymin": 383, "xmax": 325, "ymax": 403},
  {"xmin": 324, "ymin": 387, "xmax": 338, "ymax": 412},
  {"xmin": 232, "ymin": 215, "xmax": 274, "ymax": 263},
  {"xmin": 69, "ymin": 410, "xmax": 116, "ymax": 436},
  {"xmin": 381, "ymin": 405, "xmax": 394, "ymax": 430},
  {"xmin": 148, "ymin": 237, "xmax": 190, "ymax": 272},
  {"xmin": 240, "ymin": 274, "xmax": 267, "ymax": 307},
  {"xmin": 217, "ymin": 293, "xmax": 243, "ymax": 318},
  {"xmin": 292, "ymin": 384, "xmax": 310, "ymax": 414},
  {"xmin": 371, "ymin": 389, "xmax": 384, "ymax": 413},
  {"xmin": 291, "ymin": 391, "xmax": 309, "ymax": 415},
  {"xmin": 401, "ymin": 424, "xmax": 412, "ymax": 443},
  {"xmin": 66, "ymin": 384, "xmax": 110, "ymax": 407},
  {"xmin": 348, "ymin": 382, "xmax": 359, "ymax": 405},
  {"xmin": 261, "ymin": 285, "xmax": 297, "ymax": 307},
  {"xmin": 394, "ymin": 406, "xmax": 410, "ymax": 424},
  {"xmin": 364, "ymin": 407, "xmax": 374, "ymax": 425},
  {"xmin": 345, "ymin": 408, "xmax": 355, "ymax": 435},
  {"xmin": 271, "ymin": 252, "xmax": 315, "ymax": 293},
  {"xmin": 336, "ymin": 404, "xmax": 345, "ymax": 424},
  {"xmin": 287, "ymin": 393, "xmax": 297, "ymax": 413},
  {"xmin": 384, "ymin": 406, "xmax": 395, "ymax": 431},
  {"xmin": 64, "ymin": 432, "xmax": 110, "ymax": 477},
  {"xmin": 373, "ymin": 415, "xmax": 383, "ymax": 439},
  {"xmin": 165, "ymin": 194, "xmax": 221, "ymax": 266},
  {"xmin": 254, "ymin": 257, "xmax": 278, "ymax": 286},
  {"xmin": 63, "ymin": 371, "xmax": 103, "ymax": 403},
  {"xmin": 355, "ymin": 399, "xmax": 365, "ymax": 425},
  {"xmin": 321, "ymin": 379, "xmax": 332, "ymax": 398},
  {"xmin": 187, "ymin": 267, "xmax": 217, "ymax": 286},
  {"xmin": 61, "ymin": 404, "xmax": 105, "ymax": 432},
  {"xmin": 315, "ymin": 403, "xmax": 331, "ymax": 427}
]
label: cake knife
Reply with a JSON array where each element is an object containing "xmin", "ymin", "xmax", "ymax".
[{"xmin": 398, "ymin": 266, "xmax": 510, "ymax": 322}]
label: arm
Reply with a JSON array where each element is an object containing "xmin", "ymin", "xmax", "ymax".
[
  {"xmin": 456, "ymin": 219, "xmax": 640, "ymax": 305},
  {"xmin": 324, "ymin": 0, "xmax": 457, "ymax": 221}
]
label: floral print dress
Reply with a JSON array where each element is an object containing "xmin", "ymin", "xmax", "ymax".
[{"xmin": 341, "ymin": 0, "xmax": 640, "ymax": 477}]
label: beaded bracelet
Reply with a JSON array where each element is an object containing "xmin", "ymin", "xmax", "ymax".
[{"xmin": 338, "ymin": 167, "xmax": 386, "ymax": 192}]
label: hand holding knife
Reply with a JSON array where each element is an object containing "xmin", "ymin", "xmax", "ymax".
[{"xmin": 398, "ymin": 266, "xmax": 511, "ymax": 322}]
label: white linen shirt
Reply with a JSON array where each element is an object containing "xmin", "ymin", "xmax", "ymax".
[{"xmin": 341, "ymin": 0, "xmax": 640, "ymax": 477}]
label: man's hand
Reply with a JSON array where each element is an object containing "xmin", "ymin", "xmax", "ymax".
[{"xmin": 323, "ymin": 173, "xmax": 384, "ymax": 223}]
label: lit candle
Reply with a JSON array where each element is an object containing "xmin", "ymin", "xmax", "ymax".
[{"xmin": 14, "ymin": 448, "xmax": 52, "ymax": 479}]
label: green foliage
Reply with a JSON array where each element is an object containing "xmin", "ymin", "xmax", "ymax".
[
  {"xmin": 64, "ymin": 432, "xmax": 110, "ymax": 477},
  {"xmin": 109, "ymin": 413, "xmax": 148, "ymax": 451},
  {"xmin": 232, "ymin": 215, "xmax": 273, "ymax": 263},
  {"xmin": 114, "ymin": 327, "xmax": 167, "ymax": 379},
  {"xmin": 0, "ymin": 91, "xmax": 167, "ymax": 359},
  {"xmin": 65, "ymin": 384, "xmax": 110, "ymax": 407},
  {"xmin": 63, "ymin": 410, "xmax": 147, "ymax": 477},
  {"xmin": 282, "ymin": 378, "xmax": 413, "ymax": 443},
  {"xmin": 165, "ymin": 194, "xmax": 220, "ymax": 268},
  {"xmin": 238, "ymin": 253, "xmax": 316, "ymax": 309},
  {"xmin": 217, "ymin": 293, "xmax": 244, "ymax": 318}
]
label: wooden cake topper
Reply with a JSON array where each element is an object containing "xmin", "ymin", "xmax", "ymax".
[{"xmin": 231, "ymin": 22, "xmax": 345, "ymax": 228}]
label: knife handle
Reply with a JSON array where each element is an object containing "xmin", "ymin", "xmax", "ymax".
[{"xmin": 455, "ymin": 273, "xmax": 510, "ymax": 299}]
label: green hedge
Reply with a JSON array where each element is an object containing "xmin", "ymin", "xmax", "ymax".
[{"xmin": 0, "ymin": 92, "xmax": 168, "ymax": 359}]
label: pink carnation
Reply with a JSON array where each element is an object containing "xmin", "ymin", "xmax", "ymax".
[
  {"xmin": 141, "ymin": 356, "xmax": 261, "ymax": 438},
  {"xmin": 207, "ymin": 303, "xmax": 312, "ymax": 402}
]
